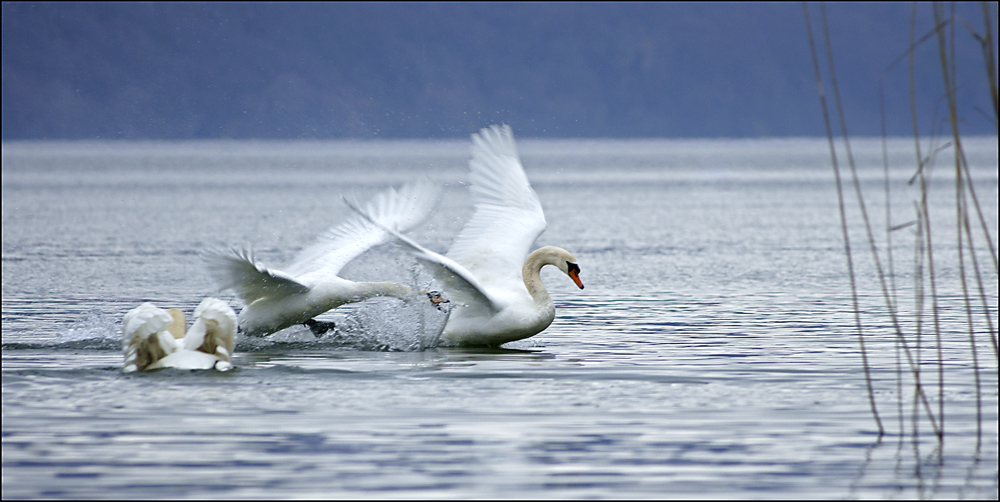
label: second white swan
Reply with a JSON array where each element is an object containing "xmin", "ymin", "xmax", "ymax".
[{"xmin": 204, "ymin": 180, "xmax": 440, "ymax": 337}]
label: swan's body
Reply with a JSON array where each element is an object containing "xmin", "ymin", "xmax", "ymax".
[
  {"xmin": 204, "ymin": 181, "xmax": 439, "ymax": 337},
  {"xmin": 349, "ymin": 125, "xmax": 583, "ymax": 346},
  {"xmin": 122, "ymin": 297, "xmax": 237, "ymax": 372}
]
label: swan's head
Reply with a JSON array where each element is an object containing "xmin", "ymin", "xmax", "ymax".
[
  {"xmin": 536, "ymin": 246, "xmax": 584, "ymax": 290},
  {"xmin": 566, "ymin": 261, "xmax": 584, "ymax": 289}
]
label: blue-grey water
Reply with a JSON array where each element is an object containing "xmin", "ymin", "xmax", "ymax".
[{"xmin": 2, "ymin": 137, "xmax": 997, "ymax": 499}]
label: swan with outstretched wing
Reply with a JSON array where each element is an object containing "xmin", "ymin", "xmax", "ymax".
[
  {"xmin": 204, "ymin": 180, "xmax": 440, "ymax": 337},
  {"xmin": 347, "ymin": 125, "xmax": 583, "ymax": 347}
]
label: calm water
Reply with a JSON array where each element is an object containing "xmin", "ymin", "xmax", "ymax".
[{"xmin": 2, "ymin": 137, "xmax": 998, "ymax": 499}]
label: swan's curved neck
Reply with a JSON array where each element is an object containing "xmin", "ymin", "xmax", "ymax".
[{"xmin": 522, "ymin": 248, "xmax": 555, "ymax": 306}]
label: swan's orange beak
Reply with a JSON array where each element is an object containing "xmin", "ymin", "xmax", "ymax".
[{"xmin": 567, "ymin": 265, "xmax": 584, "ymax": 289}]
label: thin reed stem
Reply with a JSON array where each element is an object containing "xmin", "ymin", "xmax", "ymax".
[
  {"xmin": 912, "ymin": 202, "xmax": 927, "ymax": 439},
  {"xmin": 808, "ymin": 0, "xmax": 996, "ymax": 450},
  {"xmin": 819, "ymin": 1, "xmax": 940, "ymax": 438},
  {"xmin": 802, "ymin": 2, "xmax": 883, "ymax": 435},
  {"xmin": 957, "ymin": 148, "xmax": 999, "ymax": 357},
  {"xmin": 982, "ymin": 1, "xmax": 998, "ymax": 125},
  {"xmin": 880, "ymin": 83, "xmax": 899, "ymax": 311},
  {"xmin": 932, "ymin": 0, "xmax": 986, "ymax": 445},
  {"xmin": 907, "ymin": 4, "xmax": 948, "ymax": 443}
]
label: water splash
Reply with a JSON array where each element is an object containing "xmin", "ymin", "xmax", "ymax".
[
  {"xmin": 235, "ymin": 292, "xmax": 450, "ymax": 353},
  {"xmin": 2, "ymin": 312, "xmax": 123, "ymax": 350}
]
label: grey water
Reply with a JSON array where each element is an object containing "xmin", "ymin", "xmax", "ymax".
[{"xmin": 2, "ymin": 136, "xmax": 997, "ymax": 499}]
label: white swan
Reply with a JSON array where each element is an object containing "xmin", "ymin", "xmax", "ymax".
[
  {"xmin": 204, "ymin": 181, "xmax": 440, "ymax": 337},
  {"xmin": 348, "ymin": 125, "xmax": 584, "ymax": 347},
  {"xmin": 122, "ymin": 297, "xmax": 237, "ymax": 372}
]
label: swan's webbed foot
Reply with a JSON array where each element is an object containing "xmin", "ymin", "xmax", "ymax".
[
  {"xmin": 423, "ymin": 290, "xmax": 451, "ymax": 311},
  {"xmin": 303, "ymin": 319, "xmax": 336, "ymax": 337}
]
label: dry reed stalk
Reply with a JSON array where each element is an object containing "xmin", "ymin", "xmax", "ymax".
[
  {"xmin": 802, "ymin": 2, "xmax": 884, "ymax": 435},
  {"xmin": 804, "ymin": 1, "xmax": 998, "ymax": 444}
]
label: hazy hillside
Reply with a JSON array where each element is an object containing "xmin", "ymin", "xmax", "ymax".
[{"xmin": 2, "ymin": 2, "xmax": 996, "ymax": 139}]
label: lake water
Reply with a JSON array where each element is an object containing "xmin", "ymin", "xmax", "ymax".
[{"xmin": 2, "ymin": 136, "xmax": 997, "ymax": 499}]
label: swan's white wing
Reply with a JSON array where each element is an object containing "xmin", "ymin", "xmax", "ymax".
[
  {"xmin": 447, "ymin": 125, "xmax": 547, "ymax": 289},
  {"xmin": 122, "ymin": 303, "xmax": 173, "ymax": 344},
  {"xmin": 282, "ymin": 179, "xmax": 440, "ymax": 280},
  {"xmin": 183, "ymin": 297, "xmax": 237, "ymax": 361},
  {"xmin": 343, "ymin": 197, "xmax": 501, "ymax": 315},
  {"xmin": 122, "ymin": 303, "xmax": 180, "ymax": 373},
  {"xmin": 203, "ymin": 247, "xmax": 310, "ymax": 304},
  {"xmin": 205, "ymin": 181, "xmax": 438, "ymax": 300}
]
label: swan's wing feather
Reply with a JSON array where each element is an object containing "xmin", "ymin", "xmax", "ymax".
[
  {"xmin": 185, "ymin": 297, "xmax": 237, "ymax": 360},
  {"xmin": 122, "ymin": 303, "xmax": 173, "ymax": 344},
  {"xmin": 343, "ymin": 197, "xmax": 502, "ymax": 314},
  {"xmin": 202, "ymin": 248, "xmax": 310, "ymax": 304},
  {"xmin": 283, "ymin": 179, "xmax": 440, "ymax": 279},
  {"xmin": 447, "ymin": 125, "xmax": 547, "ymax": 286},
  {"xmin": 122, "ymin": 303, "xmax": 179, "ymax": 372},
  {"xmin": 411, "ymin": 255, "xmax": 499, "ymax": 315}
]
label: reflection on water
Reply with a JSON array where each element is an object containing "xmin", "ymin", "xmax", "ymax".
[{"xmin": 2, "ymin": 138, "xmax": 997, "ymax": 499}]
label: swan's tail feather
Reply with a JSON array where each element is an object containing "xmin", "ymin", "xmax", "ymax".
[{"xmin": 122, "ymin": 303, "xmax": 179, "ymax": 373}]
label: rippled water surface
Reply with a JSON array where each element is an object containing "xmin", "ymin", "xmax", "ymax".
[{"xmin": 3, "ymin": 137, "xmax": 998, "ymax": 499}]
